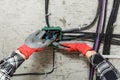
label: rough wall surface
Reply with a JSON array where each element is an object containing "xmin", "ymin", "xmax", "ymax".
[{"xmin": 0, "ymin": 0, "xmax": 119, "ymax": 80}]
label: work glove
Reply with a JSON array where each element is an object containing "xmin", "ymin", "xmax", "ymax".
[
  {"xmin": 53, "ymin": 42, "xmax": 92, "ymax": 56},
  {"xmin": 17, "ymin": 30, "xmax": 52, "ymax": 59}
]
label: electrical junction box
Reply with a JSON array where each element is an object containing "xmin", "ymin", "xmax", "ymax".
[{"xmin": 42, "ymin": 26, "xmax": 62, "ymax": 41}]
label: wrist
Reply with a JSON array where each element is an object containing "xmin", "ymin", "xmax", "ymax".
[
  {"xmin": 85, "ymin": 50, "xmax": 96, "ymax": 59},
  {"xmin": 17, "ymin": 44, "xmax": 35, "ymax": 59},
  {"xmin": 77, "ymin": 43, "xmax": 93, "ymax": 56},
  {"xmin": 15, "ymin": 50, "xmax": 26, "ymax": 59},
  {"xmin": 17, "ymin": 44, "xmax": 43, "ymax": 59}
]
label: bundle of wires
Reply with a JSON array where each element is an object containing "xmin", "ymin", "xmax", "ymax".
[
  {"xmin": 62, "ymin": 32, "xmax": 120, "ymax": 45},
  {"xmin": 103, "ymin": 0, "xmax": 120, "ymax": 55},
  {"xmin": 88, "ymin": 0, "xmax": 120, "ymax": 79}
]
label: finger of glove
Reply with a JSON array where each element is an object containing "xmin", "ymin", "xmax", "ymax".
[
  {"xmin": 25, "ymin": 30, "xmax": 41, "ymax": 42},
  {"xmin": 59, "ymin": 41, "xmax": 78, "ymax": 47},
  {"xmin": 52, "ymin": 42, "xmax": 74, "ymax": 52},
  {"xmin": 29, "ymin": 30, "xmax": 41, "ymax": 38},
  {"xmin": 59, "ymin": 41, "xmax": 81, "ymax": 44},
  {"xmin": 52, "ymin": 42, "xmax": 67, "ymax": 49},
  {"xmin": 43, "ymin": 39, "xmax": 53, "ymax": 47},
  {"xmin": 60, "ymin": 43, "xmax": 72, "ymax": 48},
  {"xmin": 33, "ymin": 30, "xmax": 41, "ymax": 35},
  {"xmin": 37, "ymin": 31, "xmax": 46, "ymax": 39},
  {"xmin": 63, "ymin": 47, "xmax": 74, "ymax": 52}
]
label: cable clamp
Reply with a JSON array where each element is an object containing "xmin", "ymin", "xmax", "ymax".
[
  {"xmin": 113, "ymin": 23, "xmax": 117, "ymax": 28},
  {"xmin": 78, "ymin": 25, "xmax": 82, "ymax": 30},
  {"xmin": 44, "ymin": 71, "xmax": 48, "ymax": 77},
  {"xmin": 46, "ymin": 13, "xmax": 51, "ymax": 16}
]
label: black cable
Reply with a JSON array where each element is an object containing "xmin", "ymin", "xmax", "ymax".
[
  {"xmin": 13, "ymin": 48, "xmax": 55, "ymax": 76},
  {"xmin": 103, "ymin": 0, "xmax": 120, "ymax": 55},
  {"xmin": 93, "ymin": 0, "xmax": 102, "ymax": 51},
  {"xmin": 62, "ymin": 32, "xmax": 120, "ymax": 45},
  {"xmin": 89, "ymin": 0, "xmax": 103, "ymax": 79},
  {"xmin": 62, "ymin": 0, "xmax": 100, "ymax": 33},
  {"xmin": 62, "ymin": 31, "xmax": 120, "ymax": 39},
  {"xmin": 62, "ymin": 37, "xmax": 120, "ymax": 46},
  {"xmin": 45, "ymin": 0, "xmax": 50, "ymax": 27},
  {"xmin": 97, "ymin": 0, "xmax": 108, "ymax": 51},
  {"xmin": 80, "ymin": 0, "xmax": 101, "ymax": 31}
]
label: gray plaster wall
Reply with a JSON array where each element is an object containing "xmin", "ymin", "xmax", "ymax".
[{"xmin": 0, "ymin": 0, "xmax": 119, "ymax": 80}]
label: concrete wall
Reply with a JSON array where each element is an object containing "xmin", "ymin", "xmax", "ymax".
[{"xmin": 0, "ymin": 0, "xmax": 119, "ymax": 80}]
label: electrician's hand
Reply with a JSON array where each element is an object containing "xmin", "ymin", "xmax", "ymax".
[
  {"xmin": 53, "ymin": 42, "xmax": 92, "ymax": 56},
  {"xmin": 17, "ymin": 30, "xmax": 52, "ymax": 59}
]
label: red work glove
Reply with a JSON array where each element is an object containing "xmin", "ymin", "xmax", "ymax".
[
  {"xmin": 18, "ymin": 30, "xmax": 51, "ymax": 59},
  {"xmin": 53, "ymin": 42, "xmax": 92, "ymax": 56}
]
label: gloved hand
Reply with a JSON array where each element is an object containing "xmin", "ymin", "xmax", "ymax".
[
  {"xmin": 53, "ymin": 42, "xmax": 92, "ymax": 56},
  {"xmin": 17, "ymin": 30, "xmax": 52, "ymax": 59}
]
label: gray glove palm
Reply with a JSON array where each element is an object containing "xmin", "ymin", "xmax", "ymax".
[
  {"xmin": 18, "ymin": 30, "xmax": 52, "ymax": 59},
  {"xmin": 25, "ymin": 30, "xmax": 51, "ymax": 48}
]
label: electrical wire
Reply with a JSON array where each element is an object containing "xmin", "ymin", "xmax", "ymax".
[
  {"xmin": 62, "ymin": 35, "xmax": 120, "ymax": 45},
  {"xmin": 62, "ymin": 31, "xmax": 120, "ymax": 39},
  {"xmin": 93, "ymin": 0, "xmax": 104, "ymax": 51},
  {"xmin": 62, "ymin": 0, "xmax": 100, "ymax": 33},
  {"xmin": 103, "ymin": 0, "xmax": 120, "ymax": 55},
  {"xmin": 97, "ymin": 0, "xmax": 108, "ymax": 51},
  {"xmin": 45, "ymin": 0, "xmax": 50, "ymax": 27},
  {"xmin": 80, "ymin": 0, "xmax": 101, "ymax": 31},
  {"xmin": 62, "ymin": 30, "xmax": 120, "ymax": 45},
  {"xmin": 89, "ymin": 0, "xmax": 105, "ymax": 80}
]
